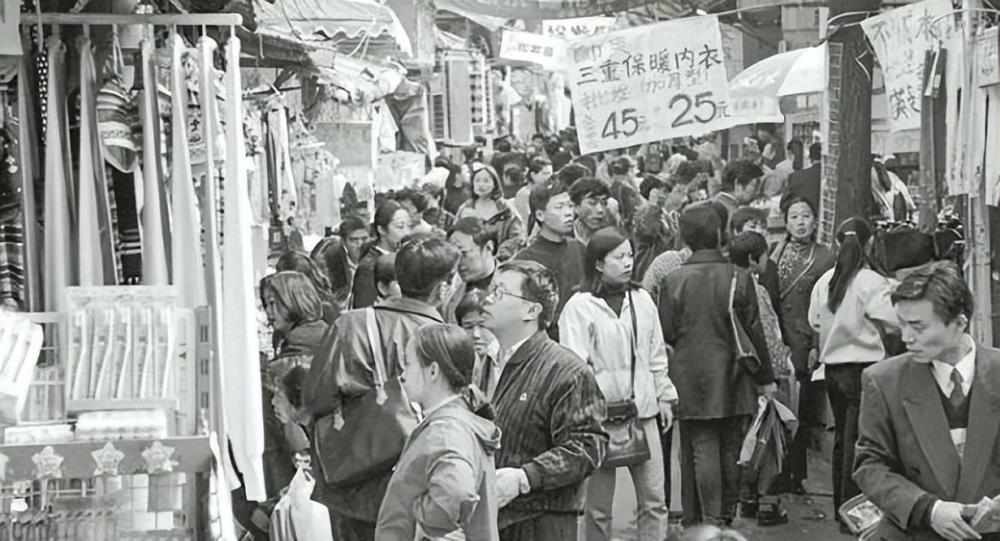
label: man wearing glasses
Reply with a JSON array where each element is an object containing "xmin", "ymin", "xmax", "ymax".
[{"xmin": 483, "ymin": 260, "xmax": 608, "ymax": 541}]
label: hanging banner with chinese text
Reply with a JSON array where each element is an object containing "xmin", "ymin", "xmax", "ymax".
[
  {"xmin": 499, "ymin": 30, "xmax": 566, "ymax": 70},
  {"xmin": 541, "ymin": 17, "xmax": 615, "ymax": 39},
  {"xmin": 861, "ymin": 0, "xmax": 954, "ymax": 133},
  {"xmin": 566, "ymin": 16, "xmax": 732, "ymax": 154}
]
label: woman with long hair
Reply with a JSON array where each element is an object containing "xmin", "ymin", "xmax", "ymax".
[
  {"xmin": 350, "ymin": 200, "xmax": 412, "ymax": 308},
  {"xmin": 769, "ymin": 196, "xmax": 835, "ymax": 494},
  {"xmin": 275, "ymin": 250, "xmax": 340, "ymax": 323},
  {"xmin": 559, "ymin": 227, "xmax": 676, "ymax": 541},
  {"xmin": 237, "ymin": 271, "xmax": 328, "ymax": 539},
  {"xmin": 808, "ymin": 217, "xmax": 899, "ymax": 526},
  {"xmin": 376, "ymin": 324, "xmax": 501, "ymax": 541},
  {"xmin": 455, "ymin": 164, "xmax": 525, "ymax": 247}
]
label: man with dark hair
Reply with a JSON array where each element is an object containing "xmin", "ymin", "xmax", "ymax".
[
  {"xmin": 715, "ymin": 160, "xmax": 765, "ymax": 219},
  {"xmin": 658, "ymin": 204, "xmax": 776, "ymax": 527},
  {"xmin": 729, "ymin": 206, "xmax": 781, "ymax": 319},
  {"xmin": 781, "ymin": 142, "xmax": 822, "ymax": 212},
  {"xmin": 483, "ymin": 259, "xmax": 607, "ymax": 541},
  {"xmin": 513, "ymin": 157, "xmax": 555, "ymax": 231},
  {"xmin": 306, "ymin": 233, "xmax": 461, "ymax": 540},
  {"xmin": 311, "ymin": 217, "xmax": 370, "ymax": 304},
  {"xmin": 855, "ymin": 261, "xmax": 1000, "ymax": 541},
  {"xmin": 633, "ymin": 175, "xmax": 679, "ymax": 280},
  {"xmin": 675, "ymin": 161, "xmax": 700, "ymax": 185},
  {"xmin": 558, "ymin": 162, "xmax": 593, "ymax": 186},
  {"xmin": 608, "ymin": 156, "xmax": 645, "ymax": 231},
  {"xmin": 569, "ymin": 177, "xmax": 613, "ymax": 244},
  {"xmin": 514, "ymin": 181, "xmax": 586, "ymax": 340},
  {"xmin": 443, "ymin": 216, "xmax": 499, "ymax": 322}
]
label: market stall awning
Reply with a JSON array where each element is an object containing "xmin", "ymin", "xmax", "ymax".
[
  {"xmin": 727, "ymin": 44, "xmax": 826, "ymax": 125},
  {"xmin": 434, "ymin": 0, "xmax": 679, "ymax": 20},
  {"xmin": 254, "ymin": 0, "xmax": 412, "ymax": 57}
]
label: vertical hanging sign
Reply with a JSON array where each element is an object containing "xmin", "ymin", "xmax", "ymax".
[
  {"xmin": 566, "ymin": 16, "xmax": 732, "ymax": 154},
  {"xmin": 861, "ymin": 0, "xmax": 954, "ymax": 133}
]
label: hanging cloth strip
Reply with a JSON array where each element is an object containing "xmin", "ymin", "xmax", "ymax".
[
  {"xmin": 221, "ymin": 35, "xmax": 266, "ymax": 502},
  {"xmin": 199, "ymin": 35, "xmax": 239, "ymax": 492},
  {"xmin": 267, "ymin": 106, "xmax": 297, "ymax": 228},
  {"xmin": 42, "ymin": 35, "xmax": 74, "ymax": 312},
  {"xmin": 170, "ymin": 33, "xmax": 206, "ymax": 309},
  {"xmin": 16, "ymin": 39, "xmax": 40, "ymax": 310},
  {"xmin": 77, "ymin": 35, "xmax": 117, "ymax": 286},
  {"xmin": 138, "ymin": 35, "xmax": 170, "ymax": 285}
]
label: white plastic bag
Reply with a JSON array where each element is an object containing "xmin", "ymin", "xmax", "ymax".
[{"xmin": 270, "ymin": 468, "xmax": 333, "ymax": 541}]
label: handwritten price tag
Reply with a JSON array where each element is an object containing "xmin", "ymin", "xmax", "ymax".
[{"xmin": 566, "ymin": 16, "xmax": 733, "ymax": 154}]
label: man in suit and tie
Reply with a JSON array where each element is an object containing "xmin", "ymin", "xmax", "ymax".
[{"xmin": 855, "ymin": 261, "xmax": 1000, "ymax": 541}]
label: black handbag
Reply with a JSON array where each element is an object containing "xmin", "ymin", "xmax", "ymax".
[
  {"xmin": 601, "ymin": 291, "xmax": 652, "ymax": 469},
  {"xmin": 729, "ymin": 267, "xmax": 763, "ymax": 376}
]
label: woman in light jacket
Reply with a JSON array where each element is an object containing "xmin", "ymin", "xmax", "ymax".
[
  {"xmin": 559, "ymin": 227, "xmax": 677, "ymax": 541},
  {"xmin": 808, "ymin": 218, "xmax": 899, "ymax": 523},
  {"xmin": 376, "ymin": 324, "xmax": 501, "ymax": 541}
]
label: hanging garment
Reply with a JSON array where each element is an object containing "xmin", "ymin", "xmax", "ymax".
[
  {"xmin": 42, "ymin": 36, "xmax": 75, "ymax": 312},
  {"xmin": 222, "ymin": 36, "xmax": 266, "ymax": 503},
  {"xmin": 170, "ymin": 34, "xmax": 206, "ymax": 309},
  {"xmin": 138, "ymin": 38, "xmax": 170, "ymax": 285},
  {"xmin": 77, "ymin": 36, "xmax": 117, "ymax": 286},
  {"xmin": 199, "ymin": 35, "xmax": 239, "ymax": 492},
  {"xmin": 0, "ymin": 221, "xmax": 24, "ymax": 309},
  {"xmin": 268, "ymin": 106, "xmax": 297, "ymax": 227},
  {"xmin": 17, "ymin": 41, "xmax": 41, "ymax": 310},
  {"xmin": 986, "ymin": 86, "xmax": 1000, "ymax": 206}
]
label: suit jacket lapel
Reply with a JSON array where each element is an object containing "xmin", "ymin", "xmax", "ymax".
[
  {"xmin": 957, "ymin": 345, "xmax": 1000, "ymax": 501},
  {"xmin": 902, "ymin": 360, "xmax": 961, "ymax": 498}
]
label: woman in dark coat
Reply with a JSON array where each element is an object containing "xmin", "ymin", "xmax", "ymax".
[
  {"xmin": 351, "ymin": 200, "xmax": 413, "ymax": 308},
  {"xmin": 769, "ymin": 196, "xmax": 834, "ymax": 493},
  {"xmin": 275, "ymin": 250, "xmax": 340, "ymax": 324}
]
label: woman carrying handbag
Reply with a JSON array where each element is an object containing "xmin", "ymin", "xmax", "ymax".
[{"xmin": 559, "ymin": 228, "xmax": 678, "ymax": 541}]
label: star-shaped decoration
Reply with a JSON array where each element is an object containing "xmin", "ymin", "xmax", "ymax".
[
  {"xmin": 92, "ymin": 442, "xmax": 125, "ymax": 476},
  {"xmin": 32, "ymin": 446, "xmax": 64, "ymax": 480},
  {"xmin": 142, "ymin": 441, "xmax": 177, "ymax": 474}
]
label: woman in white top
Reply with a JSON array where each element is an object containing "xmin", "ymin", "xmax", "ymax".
[
  {"xmin": 808, "ymin": 217, "xmax": 899, "ymax": 520},
  {"xmin": 559, "ymin": 227, "xmax": 677, "ymax": 541}
]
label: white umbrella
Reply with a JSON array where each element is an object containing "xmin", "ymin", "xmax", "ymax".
[{"xmin": 727, "ymin": 44, "xmax": 827, "ymax": 125}]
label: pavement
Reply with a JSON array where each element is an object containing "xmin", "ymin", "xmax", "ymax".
[{"xmin": 611, "ymin": 443, "xmax": 853, "ymax": 541}]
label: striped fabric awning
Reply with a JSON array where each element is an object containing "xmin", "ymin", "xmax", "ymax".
[{"xmin": 434, "ymin": 0, "xmax": 665, "ymax": 19}]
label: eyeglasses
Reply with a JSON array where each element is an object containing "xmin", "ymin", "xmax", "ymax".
[{"xmin": 485, "ymin": 284, "xmax": 533, "ymax": 303}]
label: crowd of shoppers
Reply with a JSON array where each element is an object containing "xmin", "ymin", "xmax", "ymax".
[{"xmin": 244, "ymin": 133, "xmax": 969, "ymax": 541}]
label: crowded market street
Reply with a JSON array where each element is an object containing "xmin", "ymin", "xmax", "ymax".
[{"xmin": 0, "ymin": 0, "xmax": 997, "ymax": 540}]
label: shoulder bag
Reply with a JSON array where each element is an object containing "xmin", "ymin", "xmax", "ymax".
[
  {"xmin": 729, "ymin": 266, "xmax": 762, "ymax": 376},
  {"xmin": 602, "ymin": 291, "xmax": 652, "ymax": 469},
  {"xmin": 313, "ymin": 307, "xmax": 419, "ymax": 488}
]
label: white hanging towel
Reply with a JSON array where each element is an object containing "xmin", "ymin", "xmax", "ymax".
[
  {"xmin": 77, "ymin": 36, "xmax": 116, "ymax": 286},
  {"xmin": 221, "ymin": 36, "xmax": 266, "ymax": 502},
  {"xmin": 42, "ymin": 36, "xmax": 74, "ymax": 312},
  {"xmin": 268, "ymin": 107, "xmax": 297, "ymax": 226},
  {"xmin": 170, "ymin": 34, "xmax": 206, "ymax": 309},
  {"xmin": 139, "ymin": 37, "xmax": 170, "ymax": 285}
]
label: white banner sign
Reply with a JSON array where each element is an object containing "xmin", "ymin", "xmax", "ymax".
[
  {"xmin": 861, "ymin": 0, "xmax": 954, "ymax": 132},
  {"xmin": 541, "ymin": 17, "xmax": 615, "ymax": 39},
  {"xmin": 499, "ymin": 30, "xmax": 566, "ymax": 70},
  {"xmin": 566, "ymin": 16, "xmax": 732, "ymax": 154}
]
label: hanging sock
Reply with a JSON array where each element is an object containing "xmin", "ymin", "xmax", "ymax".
[
  {"xmin": 221, "ymin": 35, "xmax": 266, "ymax": 503},
  {"xmin": 42, "ymin": 35, "xmax": 74, "ymax": 312},
  {"xmin": 169, "ymin": 33, "xmax": 206, "ymax": 309},
  {"xmin": 138, "ymin": 36, "xmax": 170, "ymax": 285},
  {"xmin": 77, "ymin": 36, "xmax": 117, "ymax": 286}
]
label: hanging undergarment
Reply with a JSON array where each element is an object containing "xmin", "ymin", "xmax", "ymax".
[
  {"xmin": 42, "ymin": 35, "xmax": 74, "ymax": 312},
  {"xmin": 77, "ymin": 36, "xmax": 117, "ymax": 286},
  {"xmin": 169, "ymin": 33, "xmax": 206, "ymax": 309},
  {"xmin": 0, "ymin": 221, "xmax": 24, "ymax": 309},
  {"xmin": 138, "ymin": 37, "xmax": 170, "ymax": 286},
  {"xmin": 221, "ymin": 35, "xmax": 266, "ymax": 503}
]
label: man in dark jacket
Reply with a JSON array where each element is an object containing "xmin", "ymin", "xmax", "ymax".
[
  {"xmin": 483, "ymin": 259, "xmax": 608, "ymax": 541},
  {"xmin": 305, "ymin": 233, "xmax": 461, "ymax": 540},
  {"xmin": 658, "ymin": 203, "xmax": 776, "ymax": 526}
]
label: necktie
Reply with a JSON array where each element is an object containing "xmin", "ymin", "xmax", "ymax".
[{"xmin": 949, "ymin": 369, "xmax": 966, "ymax": 410}]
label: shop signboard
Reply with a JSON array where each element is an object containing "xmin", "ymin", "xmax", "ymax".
[
  {"xmin": 861, "ymin": 0, "xmax": 954, "ymax": 132},
  {"xmin": 541, "ymin": 17, "xmax": 615, "ymax": 39},
  {"xmin": 566, "ymin": 16, "xmax": 732, "ymax": 154},
  {"xmin": 499, "ymin": 30, "xmax": 566, "ymax": 70}
]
